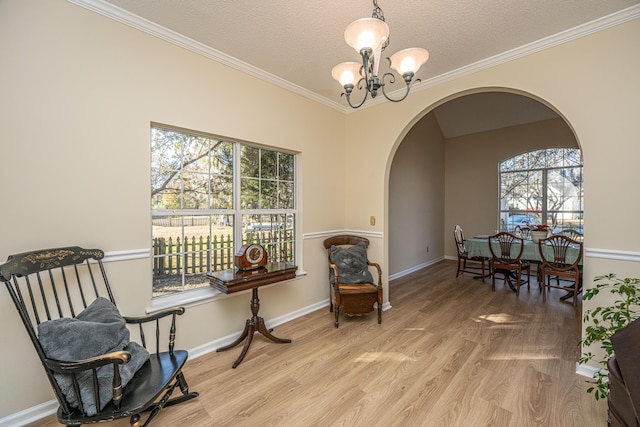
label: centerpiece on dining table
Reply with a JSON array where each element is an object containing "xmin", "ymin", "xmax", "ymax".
[{"xmin": 529, "ymin": 223, "xmax": 551, "ymax": 243}]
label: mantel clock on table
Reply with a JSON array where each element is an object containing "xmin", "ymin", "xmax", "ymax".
[{"xmin": 207, "ymin": 244, "xmax": 297, "ymax": 368}]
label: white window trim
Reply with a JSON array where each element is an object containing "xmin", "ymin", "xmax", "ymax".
[{"xmin": 150, "ymin": 124, "xmax": 301, "ymax": 301}]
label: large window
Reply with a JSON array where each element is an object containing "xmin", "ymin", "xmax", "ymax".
[
  {"xmin": 151, "ymin": 124, "xmax": 296, "ymax": 297},
  {"xmin": 499, "ymin": 148, "xmax": 583, "ymax": 233}
]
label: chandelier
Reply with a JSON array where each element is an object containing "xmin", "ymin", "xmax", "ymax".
[{"xmin": 331, "ymin": 1, "xmax": 429, "ymax": 109}]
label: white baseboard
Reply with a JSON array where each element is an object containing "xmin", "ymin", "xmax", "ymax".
[
  {"xmin": 188, "ymin": 299, "xmax": 330, "ymax": 359},
  {"xmin": 189, "ymin": 298, "xmax": 392, "ymax": 360},
  {"xmin": 0, "ymin": 400, "xmax": 58, "ymax": 427},
  {"xmin": 576, "ymin": 362, "xmax": 602, "ymax": 379},
  {"xmin": 389, "ymin": 257, "xmax": 444, "ymax": 281}
]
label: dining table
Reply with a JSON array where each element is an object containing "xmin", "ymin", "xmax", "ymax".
[
  {"xmin": 464, "ymin": 235, "xmax": 582, "ymax": 265},
  {"xmin": 464, "ymin": 235, "xmax": 583, "ymax": 300}
]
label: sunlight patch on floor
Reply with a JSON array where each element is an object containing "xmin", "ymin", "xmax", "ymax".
[
  {"xmin": 486, "ymin": 353, "xmax": 560, "ymax": 361},
  {"xmin": 474, "ymin": 313, "xmax": 532, "ymax": 324},
  {"xmin": 355, "ymin": 352, "xmax": 417, "ymax": 362}
]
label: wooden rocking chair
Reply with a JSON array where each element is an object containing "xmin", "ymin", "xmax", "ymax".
[{"xmin": 0, "ymin": 246, "xmax": 199, "ymax": 426}]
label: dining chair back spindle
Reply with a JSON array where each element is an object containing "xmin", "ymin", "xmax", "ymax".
[
  {"xmin": 556, "ymin": 229, "xmax": 584, "ymax": 242},
  {"xmin": 488, "ymin": 232, "xmax": 531, "ymax": 295}
]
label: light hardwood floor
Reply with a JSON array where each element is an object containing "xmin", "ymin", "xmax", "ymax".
[{"xmin": 28, "ymin": 260, "xmax": 607, "ymax": 426}]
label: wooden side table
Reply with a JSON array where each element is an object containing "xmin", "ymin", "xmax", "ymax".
[{"xmin": 207, "ymin": 262, "xmax": 297, "ymax": 368}]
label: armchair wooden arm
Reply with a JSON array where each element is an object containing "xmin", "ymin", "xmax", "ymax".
[
  {"xmin": 45, "ymin": 350, "xmax": 132, "ymax": 413},
  {"xmin": 45, "ymin": 350, "xmax": 132, "ymax": 373},
  {"xmin": 124, "ymin": 307, "xmax": 186, "ymax": 354},
  {"xmin": 367, "ymin": 261, "xmax": 383, "ymax": 288}
]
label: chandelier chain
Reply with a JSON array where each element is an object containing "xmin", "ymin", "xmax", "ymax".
[
  {"xmin": 372, "ymin": 0, "xmax": 390, "ymax": 51},
  {"xmin": 371, "ymin": 0, "xmax": 385, "ymax": 21}
]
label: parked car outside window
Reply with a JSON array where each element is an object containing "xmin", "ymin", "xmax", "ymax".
[{"xmin": 505, "ymin": 215, "xmax": 541, "ymax": 231}]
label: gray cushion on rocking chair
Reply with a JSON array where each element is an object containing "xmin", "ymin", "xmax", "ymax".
[
  {"xmin": 38, "ymin": 297, "xmax": 150, "ymax": 416},
  {"xmin": 330, "ymin": 242, "xmax": 374, "ymax": 285}
]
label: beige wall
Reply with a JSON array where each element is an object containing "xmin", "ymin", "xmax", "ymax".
[
  {"xmin": 1, "ymin": 0, "xmax": 639, "ymax": 420},
  {"xmin": 389, "ymin": 113, "xmax": 445, "ymax": 275},
  {"xmin": 0, "ymin": 0, "xmax": 346, "ymax": 417},
  {"xmin": 444, "ymin": 117, "xmax": 578, "ymax": 257}
]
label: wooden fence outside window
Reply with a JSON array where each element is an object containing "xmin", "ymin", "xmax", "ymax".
[{"xmin": 152, "ymin": 230, "xmax": 294, "ymax": 277}]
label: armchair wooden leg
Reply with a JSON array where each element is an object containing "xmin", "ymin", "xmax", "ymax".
[
  {"xmin": 329, "ymin": 285, "xmax": 334, "ymax": 312},
  {"xmin": 335, "ymin": 306, "xmax": 340, "ymax": 328}
]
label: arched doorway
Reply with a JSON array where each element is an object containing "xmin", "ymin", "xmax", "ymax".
[{"xmin": 387, "ymin": 90, "xmax": 581, "ymax": 281}]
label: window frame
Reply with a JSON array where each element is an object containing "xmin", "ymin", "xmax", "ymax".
[
  {"xmin": 498, "ymin": 148, "xmax": 583, "ymax": 233},
  {"xmin": 150, "ymin": 123, "xmax": 299, "ymax": 308}
]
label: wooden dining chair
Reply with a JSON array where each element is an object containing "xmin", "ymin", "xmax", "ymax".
[
  {"xmin": 515, "ymin": 226, "xmax": 532, "ymax": 241},
  {"xmin": 488, "ymin": 232, "xmax": 531, "ymax": 295},
  {"xmin": 453, "ymin": 225, "xmax": 489, "ymax": 282},
  {"xmin": 556, "ymin": 228, "xmax": 583, "ymax": 241},
  {"xmin": 538, "ymin": 235, "xmax": 583, "ymax": 306}
]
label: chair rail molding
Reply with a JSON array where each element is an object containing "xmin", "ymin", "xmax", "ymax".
[{"xmin": 585, "ymin": 247, "xmax": 640, "ymax": 263}]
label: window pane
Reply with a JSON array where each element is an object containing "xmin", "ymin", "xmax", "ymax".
[
  {"xmin": 279, "ymin": 153, "xmax": 294, "ymax": 181},
  {"xmin": 261, "ymin": 150, "xmax": 277, "ymax": 180},
  {"xmin": 261, "ymin": 179, "xmax": 278, "ymax": 209},
  {"xmin": 500, "ymin": 170, "xmax": 542, "ymax": 211},
  {"xmin": 182, "ymin": 136, "xmax": 212, "ymax": 173},
  {"xmin": 210, "ymin": 175, "xmax": 233, "ymax": 209},
  {"xmin": 241, "ymin": 177, "xmax": 259, "ymax": 209},
  {"xmin": 241, "ymin": 146, "xmax": 259, "ymax": 178},
  {"xmin": 243, "ymin": 214, "xmax": 295, "ymax": 264},
  {"xmin": 279, "ymin": 181, "xmax": 294, "ymax": 209},
  {"xmin": 152, "ymin": 214, "xmax": 234, "ymax": 296},
  {"xmin": 181, "ymin": 171, "xmax": 209, "ymax": 209},
  {"xmin": 528, "ymin": 149, "xmax": 547, "ymax": 169},
  {"xmin": 152, "ymin": 187, "xmax": 181, "ymax": 210},
  {"xmin": 211, "ymin": 142, "xmax": 234, "ymax": 175}
]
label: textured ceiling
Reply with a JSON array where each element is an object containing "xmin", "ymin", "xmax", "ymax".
[{"xmin": 81, "ymin": 0, "xmax": 639, "ymax": 133}]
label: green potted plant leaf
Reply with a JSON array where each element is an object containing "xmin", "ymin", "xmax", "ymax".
[{"xmin": 580, "ymin": 274, "xmax": 640, "ymax": 399}]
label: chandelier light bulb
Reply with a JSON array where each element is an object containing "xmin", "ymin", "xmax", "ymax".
[
  {"xmin": 331, "ymin": 62, "xmax": 362, "ymax": 87},
  {"xmin": 357, "ymin": 31, "xmax": 376, "ymax": 51},
  {"xmin": 389, "ymin": 47, "xmax": 430, "ymax": 75},
  {"xmin": 344, "ymin": 18, "xmax": 389, "ymax": 53}
]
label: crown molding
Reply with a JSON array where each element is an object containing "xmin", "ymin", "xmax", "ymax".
[
  {"xmin": 68, "ymin": 1, "xmax": 640, "ymax": 114},
  {"xmin": 374, "ymin": 3, "xmax": 640, "ymax": 109},
  {"xmin": 66, "ymin": 0, "xmax": 344, "ymax": 111}
]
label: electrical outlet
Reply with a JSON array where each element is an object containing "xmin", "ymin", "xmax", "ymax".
[{"xmin": 370, "ymin": 216, "xmax": 376, "ymax": 226}]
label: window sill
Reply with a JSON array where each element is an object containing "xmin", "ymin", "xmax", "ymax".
[{"xmin": 146, "ymin": 270, "xmax": 307, "ymax": 313}]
